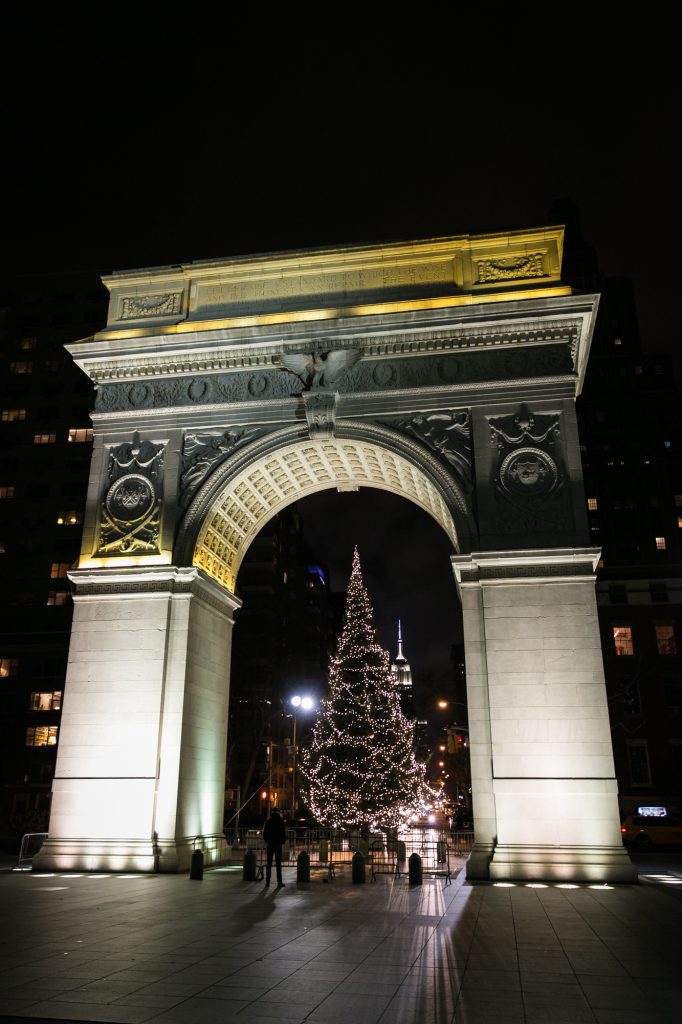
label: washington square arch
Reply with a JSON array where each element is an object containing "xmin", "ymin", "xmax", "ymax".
[{"xmin": 34, "ymin": 226, "xmax": 637, "ymax": 883}]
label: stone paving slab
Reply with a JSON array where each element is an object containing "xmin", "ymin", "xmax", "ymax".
[{"xmin": 1, "ymin": 862, "xmax": 681, "ymax": 1023}]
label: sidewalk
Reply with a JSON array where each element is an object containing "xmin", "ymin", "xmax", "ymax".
[{"xmin": 0, "ymin": 860, "xmax": 681, "ymax": 1024}]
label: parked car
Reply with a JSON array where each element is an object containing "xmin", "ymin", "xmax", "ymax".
[{"xmin": 621, "ymin": 814, "xmax": 682, "ymax": 850}]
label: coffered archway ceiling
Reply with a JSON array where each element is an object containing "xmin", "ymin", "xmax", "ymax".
[{"xmin": 193, "ymin": 437, "xmax": 458, "ymax": 593}]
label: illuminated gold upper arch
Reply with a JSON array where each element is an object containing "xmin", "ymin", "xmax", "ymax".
[{"xmin": 176, "ymin": 422, "xmax": 471, "ymax": 594}]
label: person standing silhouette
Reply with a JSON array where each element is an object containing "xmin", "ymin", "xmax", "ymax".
[{"xmin": 262, "ymin": 807, "xmax": 286, "ymax": 887}]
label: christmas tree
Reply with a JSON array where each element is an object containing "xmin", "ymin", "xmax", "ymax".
[{"xmin": 300, "ymin": 547, "xmax": 432, "ymax": 831}]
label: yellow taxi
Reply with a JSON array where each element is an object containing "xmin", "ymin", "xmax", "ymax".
[{"xmin": 620, "ymin": 807, "xmax": 682, "ymax": 850}]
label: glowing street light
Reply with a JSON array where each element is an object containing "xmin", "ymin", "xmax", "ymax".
[{"xmin": 437, "ymin": 700, "xmax": 448, "ymax": 710}]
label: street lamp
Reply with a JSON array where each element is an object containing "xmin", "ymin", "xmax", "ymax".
[{"xmin": 289, "ymin": 694, "xmax": 316, "ymax": 819}]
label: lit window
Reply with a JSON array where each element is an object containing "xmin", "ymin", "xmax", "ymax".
[
  {"xmin": 67, "ymin": 428, "xmax": 93, "ymax": 443},
  {"xmin": 664, "ymin": 440, "xmax": 672, "ymax": 450},
  {"xmin": 613, "ymin": 337, "xmax": 622, "ymax": 346},
  {"xmin": 0, "ymin": 541, "xmax": 5, "ymax": 554},
  {"xmin": 655, "ymin": 625, "xmax": 677, "ymax": 656},
  {"xmin": 677, "ymin": 517, "xmax": 682, "ymax": 529},
  {"xmin": 1, "ymin": 409, "xmax": 26, "ymax": 422},
  {"xmin": 25, "ymin": 726, "xmax": 59, "ymax": 747},
  {"xmin": 34, "ymin": 433, "xmax": 57, "ymax": 445},
  {"xmin": 9, "ymin": 361, "xmax": 33, "ymax": 373},
  {"xmin": 50, "ymin": 562, "xmax": 71, "ymax": 579},
  {"xmin": 1, "ymin": 657, "xmax": 19, "ymax": 677},
  {"xmin": 587, "ymin": 497, "xmax": 598, "ymax": 510},
  {"xmin": 29, "ymin": 691, "xmax": 62, "ymax": 711},
  {"xmin": 656, "ymin": 536, "xmax": 667, "ymax": 550},
  {"xmin": 19, "ymin": 337, "xmax": 37, "ymax": 350},
  {"xmin": 56, "ymin": 511, "xmax": 83, "ymax": 525},
  {"xmin": 675, "ymin": 496, "xmax": 682, "ymax": 507},
  {"xmin": 47, "ymin": 590, "xmax": 69, "ymax": 606},
  {"xmin": 597, "ymin": 559, "xmax": 605, "ymax": 569},
  {"xmin": 0, "ymin": 486, "xmax": 15, "ymax": 499},
  {"xmin": 613, "ymin": 626, "xmax": 634, "ymax": 656},
  {"xmin": 626, "ymin": 740, "xmax": 651, "ymax": 786}
]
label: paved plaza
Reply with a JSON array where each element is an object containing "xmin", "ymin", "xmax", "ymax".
[{"xmin": 1, "ymin": 859, "xmax": 681, "ymax": 1024}]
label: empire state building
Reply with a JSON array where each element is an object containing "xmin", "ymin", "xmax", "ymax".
[{"xmin": 390, "ymin": 620, "xmax": 414, "ymax": 718}]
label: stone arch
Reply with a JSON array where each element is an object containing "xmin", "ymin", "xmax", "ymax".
[{"xmin": 176, "ymin": 420, "xmax": 474, "ymax": 592}]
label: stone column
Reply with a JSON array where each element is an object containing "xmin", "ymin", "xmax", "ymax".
[
  {"xmin": 453, "ymin": 548, "xmax": 636, "ymax": 883},
  {"xmin": 34, "ymin": 566, "xmax": 239, "ymax": 873}
]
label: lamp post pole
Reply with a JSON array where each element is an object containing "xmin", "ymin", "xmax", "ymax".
[{"xmin": 292, "ymin": 713, "xmax": 298, "ymax": 819}]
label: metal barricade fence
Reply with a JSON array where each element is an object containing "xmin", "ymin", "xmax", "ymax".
[
  {"xmin": 14, "ymin": 832, "xmax": 48, "ymax": 871},
  {"xmin": 205, "ymin": 826, "xmax": 475, "ymax": 875}
]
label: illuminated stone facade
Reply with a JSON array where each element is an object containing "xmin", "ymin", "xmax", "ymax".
[{"xmin": 34, "ymin": 227, "xmax": 636, "ymax": 880}]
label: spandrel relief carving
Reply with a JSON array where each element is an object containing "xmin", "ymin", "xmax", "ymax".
[
  {"xmin": 391, "ymin": 411, "xmax": 472, "ymax": 493},
  {"xmin": 488, "ymin": 405, "xmax": 567, "ymax": 535},
  {"xmin": 180, "ymin": 428, "xmax": 261, "ymax": 507},
  {"xmin": 97, "ymin": 433, "xmax": 165, "ymax": 555}
]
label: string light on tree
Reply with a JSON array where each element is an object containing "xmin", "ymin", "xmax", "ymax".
[{"xmin": 300, "ymin": 547, "xmax": 434, "ymax": 831}]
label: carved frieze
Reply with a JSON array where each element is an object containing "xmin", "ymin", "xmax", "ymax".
[
  {"xmin": 389, "ymin": 411, "xmax": 472, "ymax": 493},
  {"xmin": 474, "ymin": 252, "xmax": 546, "ymax": 284},
  {"xmin": 488, "ymin": 405, "xmax": 567, "ymax": 535},
  {"xmin": 180, "ymin": 428, "xmax": 260, "ymax": 507},
  {"xmin": 303, "ymin": 391, "xmax": 338, "ymax": 440},
  {"xmin": 97, "ymin": 434, "xmax": 165, "ymax": 555},
  {"xmin": 94, "ymin": 344, "xmax": 574, "ymax": 414},
  {"xmin": 119, "ymin": 293, "xmax": 183, "ymax": 320}
]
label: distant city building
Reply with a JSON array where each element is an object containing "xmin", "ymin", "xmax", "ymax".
[
  {"xmin": 390, "ymin": 620, "xmax": 414, "ymax": 718},
  {"xmin": 0, "ymin": 271, "xmax": 105, "ymax": 846},
  {"xmin": 557, "ymin": 201, "xmax": 682, "ymax": 816},
  {"xmin": 227, "ymin": 507, "xmax": 340, "ymax": 825}
]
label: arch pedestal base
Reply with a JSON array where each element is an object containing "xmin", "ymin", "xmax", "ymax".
[{"xmin": 33, "ymin": 566, "xmax": 239, "ymax": 874}]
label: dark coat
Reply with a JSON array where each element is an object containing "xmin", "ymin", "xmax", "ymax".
[{"xmin": 263, "ymin": 812, "xmax": 287, "ymax": 845}]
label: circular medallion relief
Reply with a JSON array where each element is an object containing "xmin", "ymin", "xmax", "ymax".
[
  {"xmin": 106, "ymin": 473, "xmax": 155, "ymax": 523},
  {"xmin": 128, "ymin": 382, "xmax": 151, "ymax": 407},
  {"xmin": 187, "ymin": 378, "xmax": 208, "ymax": 402},
  {"xmin": 372, "ymin": 362, "xmax": 396, "ymax": 387},
  {"xmin": 499, "ymin": 447, "xmax": 558, "ymax": 498},
  {"xmin": 248, "ymin": 374, "xmax": 269, "ymax": 397}
]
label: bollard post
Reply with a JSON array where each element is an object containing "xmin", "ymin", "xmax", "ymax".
[
  {"xmin": 437, "ymin": 840, "xmax": 447, "ymax": 864},
  {"xmin": 396, "ymin": 841, "xmax": 407, "ymax": 865},
  {"xmin": 352, "ymin": 850, "xmax": 366, "ymax": 884},
  {"xmin": 297, "ymin": 850, "xmax": 310, "ymax": 883},
  {"xmin": 190, "ymin": 849, "xmax": 204, "ymax": 880},
  {"xmin": 243, "ymin": 849, "xmax": 257, "ymax": 881},
  {"xmin": 319, "ymin": 838, "xmax": 328, "ymax": 863},
  {"xmin": 408, "ymin": 852, "xmax": 422, "ymax": 886}
]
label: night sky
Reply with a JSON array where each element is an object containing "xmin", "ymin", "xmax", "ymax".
[{"xmin": 5, "ymin": 13, "xmax": 678, "ymax": 705}]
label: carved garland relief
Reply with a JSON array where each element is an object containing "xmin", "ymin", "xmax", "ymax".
[{"xmin": 119, "ymin": 293, "xmax": 183, "ymax": 320}]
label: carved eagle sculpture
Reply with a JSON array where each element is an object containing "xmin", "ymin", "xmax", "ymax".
[{"xmin": 280, "ymin": 348, "xmax": 361, "ymax": 389}]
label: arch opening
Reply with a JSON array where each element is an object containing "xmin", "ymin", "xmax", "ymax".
[{"xmin": 189, "ymin": 435, "xmax": 462, "ymax": 593}]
